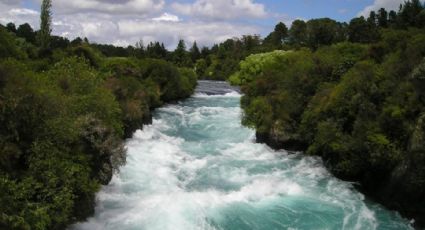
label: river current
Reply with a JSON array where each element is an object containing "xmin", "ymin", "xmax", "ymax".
[{"xmin": 73, "ymin": 81, "xmax": 413, "ymax": 230}]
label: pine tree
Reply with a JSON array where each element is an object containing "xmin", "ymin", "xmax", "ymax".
[
  {"xmin": 38, "ymin": 0, "xmax": 52, "ymax": 49},
  {"xmin": 377, "ymin": 8, "xmax": 388, "ymax": 27},
  {"xmin": 173, "ymin": 39, "xmax": 190, "ymax": 67},
  {"xmin": 190, "ymin": 41, "xmax": 201, "ymax": 62}
]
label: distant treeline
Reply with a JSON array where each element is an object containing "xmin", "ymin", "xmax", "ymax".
[
  {"xmin": 230, "ymin": 0, "xmax": 425, "ymax": 227},
  {"xmin": 5, "ymin": 1, "xmax": 424, "ymax": 81}
]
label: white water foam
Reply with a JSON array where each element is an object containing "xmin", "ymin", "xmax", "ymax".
[
  {"xmin": 72, "ymin": 87, "xmax": 413, "ymax": 230},
  {"xmin": 193, "ymin": 91, "xmax": 241, "ymax": 98}
]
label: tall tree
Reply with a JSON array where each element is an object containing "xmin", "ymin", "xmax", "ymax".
[
  {"xmin": 398, "ymin": 0, "xmax": 424, "ymax": 27},
  {"xmin": 190, "ymin": 41, "xmax": 201, "ymax": 62},
  {"xmin": 348, "ymin": 16, "xmax": 379, "ymax": 43},
  {"xmin": 241, "ymin": 35, "xmax": 261, "ymax": 52},
  {"xmin": 146, "ymin": 42, "xmax": 167, "ymax": 59},
  {"xmin": 38, "ymin": 0, "xmax": 52, "ymax": 49},
  {"xmin": 377, "ymin": 8, "xmax": 389, "ymax": 27},
  {"xmin": 368, "ymin": 11, "xmax": 377, "ymax": 25},
  {"xmin": 135, "ymin": 39, "xmax": 145, "ymax": 58},
  {"xmin": 388, "ymin": 10, "xmax": 398, "ymax": 25},
  {"xmin": 264, "ymin": 22, "xmax": 289, "ymax": 49},
  {"xmin": 289, "ymin": 20, "xmax": 307, "ymax": 46},
  {"xmin": 173, "ymin": 39, "xmax": 191, "ymax": 67},
  {"xmin": 200, "ymin": 46, "xmax": 210, "ymax": 59},
  {"xmin": 306, "ymin": 18, "xmax": 340, "ymax": 49}
]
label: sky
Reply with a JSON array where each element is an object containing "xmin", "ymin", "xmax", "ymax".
[{"xmin": 0, "ymin": 0, "xmax": 408, "ymax": 49}]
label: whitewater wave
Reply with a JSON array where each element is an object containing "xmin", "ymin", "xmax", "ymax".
[
  {"xmin": 71, "ymin": 82, "xmax": 413, "ymax": 230},
  {"xmin": 193, "ymin": 91, "xmax": 241, "ymax": 98}
]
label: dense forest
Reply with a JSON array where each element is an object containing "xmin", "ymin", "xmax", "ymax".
[
  {"xmin": 0, "ymin": 1, "xmax": 197, "ymax": 229},
  {"xmin": 230, "ymin": 0, "xmax": 425, "ymax": 227}
]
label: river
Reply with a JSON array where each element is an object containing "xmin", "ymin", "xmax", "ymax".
[{"xmin": 72, "ymin": 80, "xmax": 413, "ymax": 230}]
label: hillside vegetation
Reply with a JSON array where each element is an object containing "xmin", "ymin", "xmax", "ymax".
[
  {"xmin": 0, "ymin": 22, "xmax": 196, "ymax": 230},
  {"xmin": 231, "ymin": 0, "xmax": 425, "ymax": 226}
]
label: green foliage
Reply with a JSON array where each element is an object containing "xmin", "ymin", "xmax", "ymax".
[
  {"xmin": 242, "ymin": 97, "xmax": 273, "ymax": 133},
  {"xmin": 190, "ymin": 41, "xmax": 201, "ymax": 62},
  {"xmin": 411, "ymin": 57, "xmax": 425, "ymax": 97},
  {"xmin": 141, "ymin": 58, "xmax": 197, "ymax": 102},
  {"xmin": 235, "ymin": 49, "xmax": 316, "ymax": 147},
  {"xmin": 71, "ymin": 45, "xmax": 103, "ymax": 68},
  {"xmin": 178, "ymin": 67, "xmax": 198, "ymax": 98},
  {"xmin": 306, "ymin": 18, "xmax": 345, "ymax": 49},
  {"xmin": 0, "ymin": 53, "xmax": 195, "ymax": 229},
  {"xmin": 16, "ymin": 23, "xmax": 36, "ymax": 44},
  {"xmin": 194, "ymin": 58, "xmax": 208, "ymax": 78},
  {"xmin": 236, "ymin": 20, "xmax": 425, "ymax": 223},
  {"xmin": 38, "ymin": 0, "xmax": 52, "ymax": 49},
  {"xmin": 172, "ymin": 39, "xmax": 191, "ymax": 67},
  {"xmin": 0, "ymin": 27, "xmax": 25, "ymax": 59},
  {"xmin": 348, "ymin": 16, "xmax": 380, "ymax": 43},
  {"xmin": 263, "ymin": 22, "xmax": 288, "ymax": 49},
  {"xmin": 289, "ymin": 20, "xmax": 307, "ymax": 46},
  {"xmin": 229, "ymin": 50, "xmax": 292, "ymax": 85}
]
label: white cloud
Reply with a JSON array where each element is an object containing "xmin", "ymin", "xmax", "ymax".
[
  {"xmin": 152, "ymin": 13, "xmax": 180, "ymax": 22},
  {"xmin": 46, "ymin": 0, "xmax": 165, "ymax": 15},
  {"xmin": 115, "ymin": 18, "xmax": 259, "ymax": 49},
  {"xmin": 172, "ymin": 0, "xmax": 267, "ymax": 20},
  {"xmin": 0, "ymin": 4, "xmax": 39, "ymax": 29},
  {"xmin": 1, "ymin": 0, "xmax": 265, "ymax": 49},
  {"xmin": 22, "ymin": 12, "xmax": 258, "ymax": 49},
  {"xmin": 9, "ymin": 8, "xmax": 39, "ymax": 16},
  {"xmin": 358, "ymin": 0, "xmax": 404, "ymax": 17}
]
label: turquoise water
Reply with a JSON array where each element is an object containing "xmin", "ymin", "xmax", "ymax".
[{"xmin": 73, "ymin": 81, "xmax": 413, "ymax": 230}]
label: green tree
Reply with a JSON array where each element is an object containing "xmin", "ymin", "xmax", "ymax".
[
  {"xmin": 306, "ymin": 18, "xmax": 341, "ymax": 49},
  {"xmin": 368, "ymin": 11, "xmax": 377, "ymax": 25},
  {"xmin": 289, "ymin": 19, "xmax": 307, "ymax": 46},
  {"xmin": 6, "ymin": 22, "xmax": 16, "ymax": 33},
  {"xmin": 388, "ymin": 10, "xmax": 398, "ymax": 25},
  {"xmin": 0, "ymin": 26, "xmax": 23, "ymax": 59},
  {"xmin": 398, "ymin": 0, "xmax": 424, "ymax": 27},
  {"xmin": 348, "ymin": 17, "xmax": 379, "ymax": 43},
  {"xmin": 378, "ymin": 8, "xmax": 389, "ymax": 27},
  {"xmin": 16, "ymin": 23, "xmax": 36, "ymax": 44},
  {"xmin": 172, "ymin": 39, "xmax": 191, "ymax": 67},
  {"xmin": 264, "ymin": 22, "xmax": 289, "ymax": 49},
  {"xmin": 135, "ymin": 39, "xmax": 145, "ymax": 58},
  {"xmin": 146, "ymin": 42, "xmax": 167, "ymax": 59},
  {"xmin": 195, "ymin": 58, "xmax": 207, "ymax": 78},
  {"xmin": 200, "ymin": 46, "xmax": 210, "ymax": 58},
  {"xmin": 38, "ymin": 0, "xmax": 52, "ymax": 49},
  {"xmin": 190, "ymin": 41, "xmax": 201, "ymax": 62},
  {"xmin": 241, "ymin": 35, "xmax": 261, "ymax": 52}
]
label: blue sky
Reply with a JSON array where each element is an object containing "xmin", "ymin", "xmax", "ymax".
[
  {"xmin": 22, "ymin": 0, "xmax": 377, "ymax": 23},
  {"xmin": 0, "ymin": 0, "xmax": 406, "ymax": 48},
  {"xmin": 20, "ymin": 0, "xmax": 378, "ymax": 21},
  {"xmin": 265, "ymin": 0, "xmax": 372, "ymax": 20}
]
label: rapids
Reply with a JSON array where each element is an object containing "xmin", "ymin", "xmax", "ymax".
[{"xmin": 72, "ymin": 81, "xmax": 413, "ymax": 230}]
